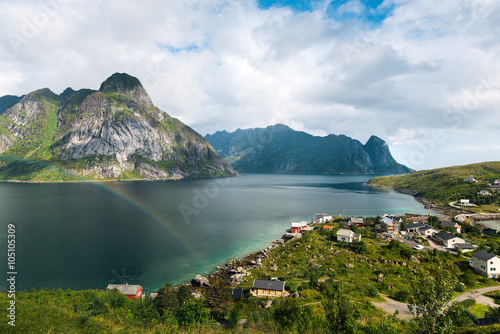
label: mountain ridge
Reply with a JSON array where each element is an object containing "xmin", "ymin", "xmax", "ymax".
[
  {"xmin": 0, "ymin": 73, "xmax": 236, "ymax": 181},
  {"xmin": 205, "ymin": 124, "xmax": 413, "ymax": 175}
]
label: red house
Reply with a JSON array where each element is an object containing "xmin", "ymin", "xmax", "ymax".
[
  {"xmin": 290, "ymin": 221, "xmax": 308, "ymax": 233},
  {"xmin": 349, "ymin": 217, "xmax": 364, "ymax": 227},
  {"xmin": 107, "ymin": 283, "xmax": 143, "ymax": 300}
]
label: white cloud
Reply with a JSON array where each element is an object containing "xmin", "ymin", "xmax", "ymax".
[{"xmin": 0, "ymin": 0, "xmax": 499, "ymax": 169}]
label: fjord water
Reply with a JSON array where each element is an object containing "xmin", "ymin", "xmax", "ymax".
[{"xmin": 0, "ymin": 174, "xmax": 433, "ymax": 293}]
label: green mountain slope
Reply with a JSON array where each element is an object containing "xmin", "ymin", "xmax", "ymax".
[
  {"xmin": 0, "ymin": 73, "xmax": 236, "ymax": 181},
  {"xmin": 205, "ymin": 124, "xmax": 413, "ymax": 174},
  {"xmin": 368, "ymin": 161, "xmax": 500, "ymax": 205}
]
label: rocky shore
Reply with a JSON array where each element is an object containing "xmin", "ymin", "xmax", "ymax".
[{"xmin": 190, "ymin": 236, "xmax": 294, "ymax": 291}]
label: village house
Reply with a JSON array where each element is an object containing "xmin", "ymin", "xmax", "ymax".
[
  {"xmin": 470, "ymin": 250, "xmax": 500, "ymax": 278},
  {"xmin": 380, "ymin": 217, "xmax": 400, "ymax": 234},
  {"xmin": 482, "ymin": 228, "xmax": 498, "ymax": 236},
  {"xmin": 107, "ymin": 283, "xmax": 143, "ymax": 300},
  {"xmin": 459, "ymin": 199, "xmax": 475, "ymax": 207},
  {"xmin": 441, "ymin": 221, "xmax": 462, "ymax": 234},
  {"xmin": 435, "ymin": 231, "xmax": 465, "ymax": 248},
  {"xmin": 252, "ymin": 279, "xmax": 285, "ymax": 296},
  {"xmin": 420, "ymin": 225, "xmax": 439, "ymax": 237},
  {"xmin": 454, "ymin": 243, "xmax": 475, "ymax": 253},
  {"xmin": 336, "ymin": 229, "xmax": 361, "ymax": 243},
  {"xmin": 290, "ymin": 221, "xmax": 308, "ymax": 234},
  {"xmin": 464, "ymin": 175, "xmax": 478, "ymax": 183},
  {"xmin": 491, "ymin": 182, "xmax": 500, "ymax": 192},
  {"xmin": 323, "ymin": 225, "xmax": 334, "ymax": 230},
  {"xmin": 314, "ymin": 213, "xmax": 333, "ymax": 224},
  {"xmin": 478, "ymin": 190, "xmax": 492, "ymax": 196},
  {"xmin": 403, "ymin": 222, "xmax": 427, "ymax": 233},
  {"xmin": 348, "ymin": 217, "xmax": 364, "ymax": 227}
]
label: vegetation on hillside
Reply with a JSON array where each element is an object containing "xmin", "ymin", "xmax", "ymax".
[{"xmin": 368, "ymin": 162, "xmax": 500, "ymax": 206}]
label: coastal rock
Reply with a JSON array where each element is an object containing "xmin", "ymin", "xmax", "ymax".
[{"xmin": 191, "ymin": 275, "xmax": 210, "ymax": 287}]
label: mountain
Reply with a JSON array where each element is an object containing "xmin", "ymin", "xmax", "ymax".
[
  {"xmin": 368, "ymin": 161, "xmax": 500, "ymax": 205},
  {"xmin": 0, "ymin": 73, "xmax": 236, "ymax": 181},
  {"xmin": 204, "ymin": 124, "xmax": 413, "ymax": 174}
]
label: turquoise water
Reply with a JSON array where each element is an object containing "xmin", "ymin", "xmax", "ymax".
[{"xmin": 0, "ymin": 174, "xmax": 434, "ymax": 293}]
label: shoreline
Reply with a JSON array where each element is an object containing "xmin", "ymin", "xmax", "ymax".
[
  {"xmin": 366, "ymin": 182, "xmax": 465, "ymax": 216},
  {"xmin": 0, "ymin": 174, "xmax": 237, "ymax": 184}
]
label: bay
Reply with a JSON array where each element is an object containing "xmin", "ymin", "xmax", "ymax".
[{"xmin": 0, "ymin": 174, "xmax": 434, "ymax": 294}]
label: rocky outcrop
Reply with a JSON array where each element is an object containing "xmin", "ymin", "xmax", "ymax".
[{"xmin": 0, "ymin": 73, "xmax": 236, "ymax": 181}]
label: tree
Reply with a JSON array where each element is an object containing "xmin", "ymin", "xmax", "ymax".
[
  {"xmin": 176, "ymin": 285, "xmax": 193, "ymax": 306},
  {"xmin": 204, "ymin": 278, "xmax": 232, "ymax": 319},
  {"xmin": 273, "ymin": 298, "xmax": 301, "ymax": 331},
  {"xmin": 408, "ymin": 268, "xmax": 463, "ymax": 334},
  {"xmin": 322, "ymin": 282, "xmax": 360, "ymax": 333},
  {"xmin": 154, "ymin": 283, "xmax": 179, "ymax": 314}
]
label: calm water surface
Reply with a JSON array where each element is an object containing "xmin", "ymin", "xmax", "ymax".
[{"xmin": 0, "ymin": 174, "xmax": 434, "ymax": 293}]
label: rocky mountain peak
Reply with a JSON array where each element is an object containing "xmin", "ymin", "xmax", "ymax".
[{"xmin": 99, "ymin": 73, "xmax": 153, "ymax": 107}]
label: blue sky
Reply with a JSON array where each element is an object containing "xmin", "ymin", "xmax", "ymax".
[
  {"xmin": 0, "ymin": 0, "xmax": 499, "ymax": 170},
  {"xmin": 258, "ymin": 0, "xmax": 391, "ymax": 23}
]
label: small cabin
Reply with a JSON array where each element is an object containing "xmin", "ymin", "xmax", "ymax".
[{"xmin": 107, "ymin": 283, "xmax": 143, "ymax": 300}]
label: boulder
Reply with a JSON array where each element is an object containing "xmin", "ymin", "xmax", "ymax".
[
  {"xmin": 191, "ymin": 275, "xmax": 210, "ymax": 287},
  {"xmin": 261, "ymin": 300, "xmax": 273, "ymax": 309},
  {"xmin": 345, "ymin": 263, "xmax": 354, "ymax": 269},
  {"xmin": 409, "ymin": 255, "xmax": 420, "ymax": 264},
  {"xmin": 377, "ymin": 274, "xmax": 384, "ymax": 283}
]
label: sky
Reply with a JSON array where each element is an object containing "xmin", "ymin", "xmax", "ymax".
[{"xmin": 1, "ymin": 0, "xmax": 499, "ymax": 170}]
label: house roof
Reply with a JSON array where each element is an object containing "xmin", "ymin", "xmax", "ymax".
[
  {"xmin": 336, "ymin": 229, "xmax": 354, "ymax": 237},
  {"xmin": 404, "ymin": 222, "xmax": 427, "ymax": 230},
  {"xmin": 441, "ymin": 221, "xmax": 459, "ymax": 228},
  {"xmin": 323, "ymin": 225, "xmax": 333, "ymax": 229},
  {"xmin": 231, "ymin": 288, "xmax": 243, "ymax": 301},
  {"xmin": 107, "ymin": 284, "xmax": 142, "ymax": 295},
  {"xmin": 482, "ymin": 228, "xmax": 498, "ymax": 235},
  {"xmin": 436, "ymin": 231, "xmax": 459, "ymax": 240},
  {"xmin": 349, "ymin": 217, "xmax": 364, "ymax": 224},
  {"xmin": 420, "ymin": 226, "xmax": 436, "ymax": 232},
  {"xmin": 454, "ymin": 243, "xmax": 474, "ymax": 249},
  {"xmin": 290, "ymin": 221, "xmax": 308, "ymax": 228},
  {"xmin": 473, "ymin": 250, "xmax": 498, "ymax": 261},
  {"xmin": 252, "ymin": 279, "xmax": 284, "ymax": 291},
  {"xmin": 381, "ymin": 217, "xmax": 393, "ymax": 225}
]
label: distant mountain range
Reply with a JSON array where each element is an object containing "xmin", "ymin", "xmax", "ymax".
[
  {"xmin": 0, "ymin": 73, "xmax": 236, "ymax": 181},
  {"xmin": 205, "ymin": 124, "xmax": 413, "ymax": 174}
]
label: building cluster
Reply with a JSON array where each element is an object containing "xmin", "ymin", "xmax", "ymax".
[{"xmin": 106, "ymin": 210, "xmax": 500, "ymax": 302}]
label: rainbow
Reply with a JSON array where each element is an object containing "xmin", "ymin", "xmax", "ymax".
[{"xmin": 0, "ymin": 152, "xmax": 203, "ymax": 264}]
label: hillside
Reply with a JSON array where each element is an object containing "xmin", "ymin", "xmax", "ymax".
[
  {"xmin": 368, "ymin": 161, "xmax": 500, "ymax": 206},
  {"xmin": 205, "ymin": 124, "xmax": 413, "ymax": 174},
  {"xmin": 0, "ymin": 73, "xmax": 236, "ymax": 181}
]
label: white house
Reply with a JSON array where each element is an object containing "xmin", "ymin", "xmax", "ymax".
[
  {"xmin": 435, "ymin": 231, "xmax": 465, "ymax": 248},
  {"xmin": 336, "ymin": 229, "xmax": 361, "ymax": 243},
  {"xmin": 478, "ymin": 190, "xmax": 492, "ymax": 196},
  {"xmin": 464, "ymin": 175, "xmax": 478, "ymax": 183},
  {"xmin": 470, "ymin": 250, "xmax": 500, "ymax": 278},
  {"xmin": 419, "ymin": 225, "xmax": 439, "ymax": 237},
  {"xmin": 459, "ymin": 199, "xmax": 475, "ymax": 207}
]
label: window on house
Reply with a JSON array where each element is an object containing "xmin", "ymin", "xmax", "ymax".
[
  {"xmin": 492, "ymin": 268, "xmax": 496, "ymax": 271},
  {"xmin": 491, "ymin": 261, "xmax": 494, "ymax": 264}
]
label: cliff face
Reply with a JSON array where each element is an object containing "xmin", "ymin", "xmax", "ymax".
[
  {"xmin": 0, "ymin": 73, "xmax": 236, "ymax": 181},
  {"xmin": 205, "ymin": 124, "xmax": 413, "ymax": 174}
]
